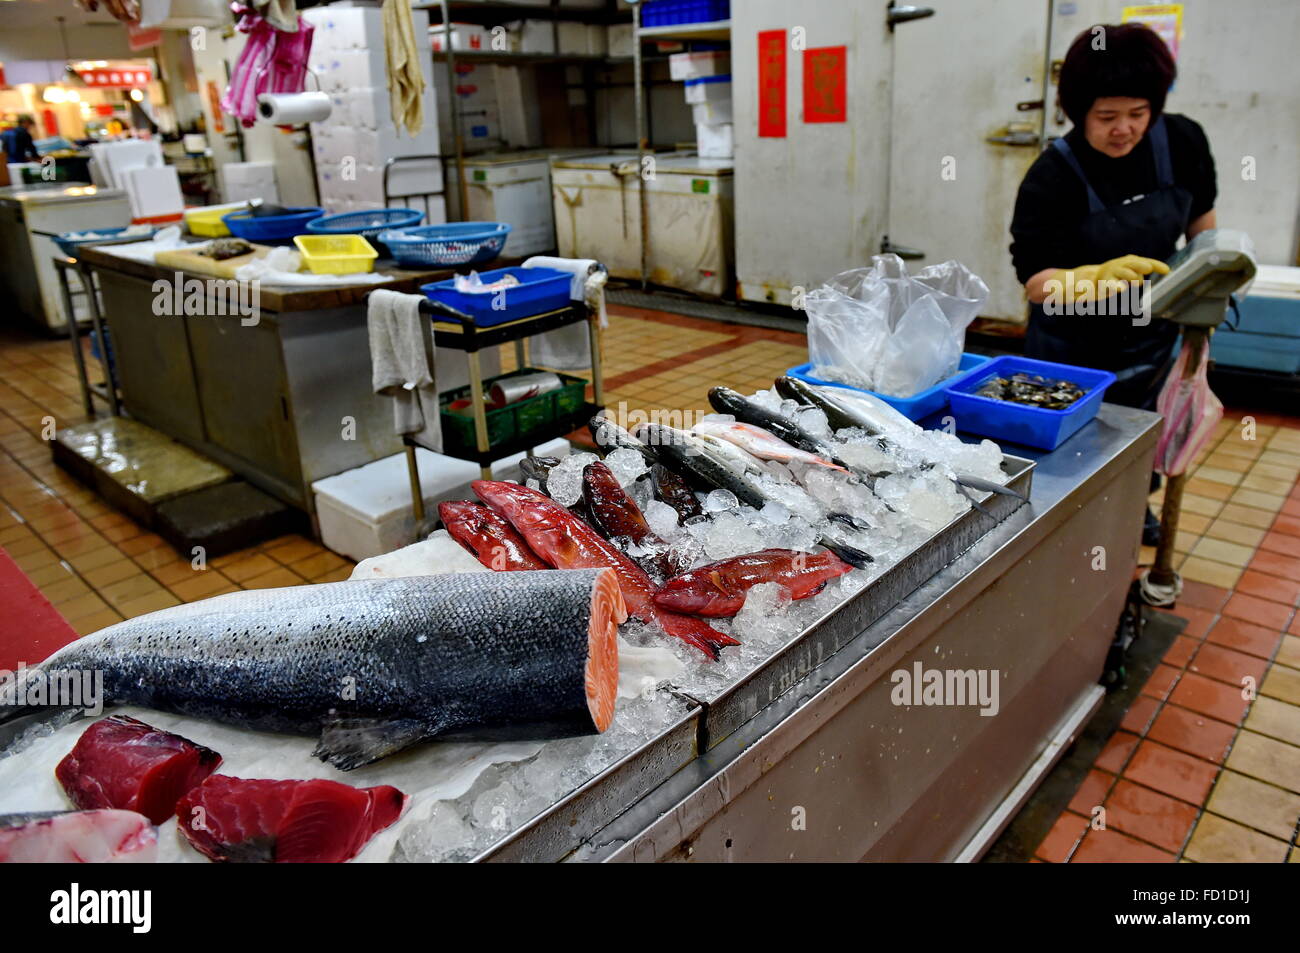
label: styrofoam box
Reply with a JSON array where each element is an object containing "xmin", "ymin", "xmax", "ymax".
[
  {"xmin": 692, "ymin": 99, "xmax": 733, "ymax": 124},
  {"xmin": 696, "ymin": 122, "xmax": 734, "ymax": 159},
  {"xmin": 519, "ymin": 19, "xmax": 557, "ymax": 54},
  {"xmin": 302, "ymin": 5, "xmax": 384, "ymax": 53},
  {"xmin": 684, "ymin": 76, "xmax": 731, "ymax": 105},
  {"xmin": 557, "ymin": 21, "xmax": 588, "ymax": 55},
  {"xmin": 670, "ymin": 51, "xmax": 730, "ymax": 81},
  {"xmin": 607, "ymin": 23, "xmax": 633, "ymax": 57},
  {"xmin": 349, "ymin": 159, "xmax": 443, "ymax": 203},
  {"xmin": 351, "ymin": 123, "xmax": 442, "ymax": 167},
  {"xmin": 586, "ymin": 23, "xmax": 608, "ymax": 56},
  {"xmin": 431, "ymin": 22, "xmax": 490, "ymax": 52},
  {"xmin": 313, "ymin": 438, "xmax": 570, "ymax": 561}
]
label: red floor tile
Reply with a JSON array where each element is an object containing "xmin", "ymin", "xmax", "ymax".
[
  {"xmin": 1067, "ymin": 768, "xmax": 1115, "ymax": 816},
  {"xmin": 1095, "ymin": 730, "xmax": 1141, "ymax": 774},
  {"xmin": 1168, "ymin": 604, "xmax": 1218, "ymax": 639},
  {"xmin": 1206, "ymin": 616, "xmax": 1285, "ymax": 659},
  {"xmin": 1124, "ymin": 740, "xmax": 1219, "ymax": 805},
  {"xmin": 1141, "ymin": 663, "xmax": 1182, "ymax": 700},
  {"xmin": 1258, "ymin": 532, "xmax": 1298, "ymax": 557},
  {"xmin": 1188, "ymin": 642, "xmax": 1269, "ymax": 687},
  {"xmin": 1177, "ymin": 580, "xmax": 1232, "ymax": 613},
  {"xmin": 1102, "ymin": 778, "xmax": 1200, "ymax": 853},
  {"xmin": 1035, "ymin": 811, "xmax": 1090, "ymax": 863},
  {"xmin": 1250, "ymin": 548, "xmax": 1300, "ymax": 583},
  {"xmin": 1071, "ymin": 825, "xmax": 1176, "ymax": 863},
  {"xmin": 1272, "ymin": 513, "xmax": 1300, "ymax": 538},
  {"xmin": 1234, "ymin": 569, "xmax": 1300, "ymax": 607},
  {"xmin": 1120, "ymin": 694, "xmax": 1161, "ymax": 734},
  {"xmin": 1222, "ymin": 592, "xmax": 1295, "ymax": 630},
  {"xmin": 1167, "ymin": 671, "xmax": 1252, "ymax": 724},
  {"xmin": 1162, "ymin": 635, "xmax": 1200, "ymax": 669},
  {"xmin": 1146, "ymin": 704, "xmax": 1237, "ymax": 764}
]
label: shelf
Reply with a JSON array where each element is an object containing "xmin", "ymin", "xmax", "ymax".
[
  {"xmin": 637, "ymin": 19, "xmax": 731, "ymax": 42},
  {"xmin": 415, "ymin": 1, "xmax": 631, "ymax": 26},
  {"xmin": 432, "ymin": 402, "xmax": 603, "ymax": 467},
  {"xmin": 433, "ymin": 50, "xmax": 632, "ymax": 65}
]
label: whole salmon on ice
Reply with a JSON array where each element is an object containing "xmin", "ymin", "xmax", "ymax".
[
  {"xmin": 473, "ymin": 479, "xmax": 739, "ymax": 660},
  {"xmin": 0, "ymin": 571, "xmax": 625, "ymax": 770}
]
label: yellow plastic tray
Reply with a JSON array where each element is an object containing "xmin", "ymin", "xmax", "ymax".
[
  {"xmin": 184, "ymin": 206, "xmax": 233, "ymax": 237},
  {"xmin": 293, "ymin": 234, "xmax": 378, "ymax": 275}
]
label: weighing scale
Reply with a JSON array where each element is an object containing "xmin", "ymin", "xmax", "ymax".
[{"xmin": 1139, "ymin": 229, "xmax": 1258, "ymax": 607}]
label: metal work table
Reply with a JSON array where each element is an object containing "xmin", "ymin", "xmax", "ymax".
[
  {"xmin": 530, "ymin": 405, "xmax": 1161, "ymax": 862},
  {"xmin": 72, "ymin": 246, "xmax": 523, "ymax": 519}
]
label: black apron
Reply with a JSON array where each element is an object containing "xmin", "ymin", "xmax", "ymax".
[{"xmin": 1024, "ymin": 117, "xmax": 1193, "ymax": 409}]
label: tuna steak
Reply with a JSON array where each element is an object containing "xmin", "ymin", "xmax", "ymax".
[
  {"xmin": 176, "ymin": 775, "xmax": 406, "ymax": 863},
  {"xmin": 472, "ymin": 479, "xmax": 738, "ymax": 660},
  {"xmin": 439, "ymin": 500, "xmax": 550, "ymax": 571},
  {"xmin": 654, "ymin": 548, "xmax": 854, "ymax": 617},
  {"xmin": 0, "ymin": 809, "xmax": 157, "ymax": 863},
  {"xmin": 2, "ymin": 570, "xmax": 625, "ymax": 771},
  {"xmin": 57, "ymin": 715, "xmax": 222, "ymax": 824}
]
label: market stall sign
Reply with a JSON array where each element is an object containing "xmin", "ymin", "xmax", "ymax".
[
  {"xmin": 127, "ymin": 25, "xmax": 162, "ymax": 52},
  {"xmin": 78, "ymin": 66, "xmax": 153, "ymax": 89}
]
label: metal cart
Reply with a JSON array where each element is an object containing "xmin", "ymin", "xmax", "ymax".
[
  {"xmin": 51, "ymin": 254, "xmax": 121, "ymax": 417},
  {"xmin": 398, "ymin": 267, "xmax": 608, "ymax": 534}
]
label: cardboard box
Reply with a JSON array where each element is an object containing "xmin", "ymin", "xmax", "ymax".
[
  {"xmin": 684, "ymin": 75, "xmax": 731, "ymax": 105},
  {"xmin": 431, "ymin": 22, "xmax": 490, "ymax": 52},
  {"xmin": 518, "ymin": 19, "xmax": 556, "ymax": 54}
]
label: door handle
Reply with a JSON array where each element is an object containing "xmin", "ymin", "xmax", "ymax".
[
  {"xmin": 881, "ymin": 237, "xmax": 926, "ymax": 259},
  {"xmin": 986, "ymin": 129, "xmax": 1041, "ymax": 147},
  {"xmin": 887, "ymin": 2, "xmax": 935, "ymax": 29}
]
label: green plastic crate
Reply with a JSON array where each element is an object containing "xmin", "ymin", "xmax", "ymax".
[{"xmin": 440, "ymin": 367, "xmax": 588, "ymax": 455}]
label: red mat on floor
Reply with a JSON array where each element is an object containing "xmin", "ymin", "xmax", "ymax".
[{"xmin": 0, "ymin": 545, "xmax": 79, "ymax": 671}]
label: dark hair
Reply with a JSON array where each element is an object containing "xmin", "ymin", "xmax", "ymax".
[
  {"xmin": 1059, "ymin": 23, "xmax": 1177, "ymax": 125},
  {"xmin": 17, "ymin": 114, "xmax": 36, "ymax": 126}
]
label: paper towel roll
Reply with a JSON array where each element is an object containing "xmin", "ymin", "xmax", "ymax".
[{"xmin": 257, "ymin": 92, "xmax": 332, "ymax": 125}]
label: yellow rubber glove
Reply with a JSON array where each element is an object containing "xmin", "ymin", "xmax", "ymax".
[{"xmin": 1055, "ymin": 255, "xmax": 1171, "ymax": 303}]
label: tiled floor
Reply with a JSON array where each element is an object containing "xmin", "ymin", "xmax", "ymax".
[{"xmin": 2, "ymin": 304, "xmax": 1298, "ymax": 863}]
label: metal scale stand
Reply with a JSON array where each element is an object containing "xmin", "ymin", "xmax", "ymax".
[{"xmin": 1139, "ymin": 230, "xmax": 1258, "ymax": 607}]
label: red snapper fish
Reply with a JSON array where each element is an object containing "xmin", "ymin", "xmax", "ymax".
[{"xmin": 653, "ymin": 548, "xmax": 854, "ymax": 617}]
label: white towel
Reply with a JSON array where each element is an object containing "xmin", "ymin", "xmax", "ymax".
[
  {"xmin": 523, "ymin": 256, "xmax": 607, "ymax": 371},
  {"xmin": 367, "ymin": 289, "xmax": 442, "ymax": 451}
]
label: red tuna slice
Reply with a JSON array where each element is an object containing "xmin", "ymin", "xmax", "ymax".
[
  {"xmin": 176, "ymin": 776, "xmax": 408, "ymax": 863},
  {"xmin": 56, "ymin": 715, "xmax": 222, "ymax": 824}
]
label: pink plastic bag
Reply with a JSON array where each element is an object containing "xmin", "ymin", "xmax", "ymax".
[
  {"xmin": 220, "ymin": 5, "xmax": 314, "ymax": 128},
  {"xmin": 1153, "ymin": 336, "xmax": 1223, "ymax": 476}
]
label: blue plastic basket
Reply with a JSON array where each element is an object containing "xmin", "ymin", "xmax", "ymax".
[
  {"xmin": 306, "ymin": 208, "xmax": 424, "ymax": 245},
  {"xmin": 53, "ymin": 226, "xmax": 157, "ymax": 259},
  {"xmin": 944, "ymin": 355, "xmax": 1116, "ymax": 451},
  {"xmin": 221, "ymin": 206, "xmax": 325, "ymax": 243},
  {"xmin": 642, "ymin": 0, "xmax": 730, "ymax": 27},
  {"xmin": 786, "ymin": 353, "xmax": 993, "ymax": 422},
  {"xmin": 380, "ymin": 222, "xmax": 511, "ymax": 267},
  {"xmin": 421, "ymin": 266, "xmax": 573, "ymax": 327}
]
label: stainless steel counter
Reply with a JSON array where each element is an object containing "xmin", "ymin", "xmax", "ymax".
[{"xmin": 569, "ymin": 405, "xmax": 1161, "ymax": 862}]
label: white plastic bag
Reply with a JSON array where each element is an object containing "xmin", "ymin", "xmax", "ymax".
[
  {"xmin": 805, "ymin": 254, "xmax": 989, "ymax": 397},
  {"xmin": 1153, "ymin": 336, "xmax": 1223, "ymax": 476}
]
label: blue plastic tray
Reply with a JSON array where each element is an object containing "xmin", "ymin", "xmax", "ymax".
[
  {"xmin": 221, "ymin": 207, "xmax": 324, "ymax": 243},
  {"xmin": 421, "ymin": 266, "xmax": 573, "ymax": 327},
  {"xmin": 380, "ymin": 222, "xmax": 510, "ymax": 267},
  {"xmin": 53, "ymin": 226, "xmax": 157, "ymax": 259},
  {"xmin": 786, "ymin": 353, "xmax": 992, "ymax": 421},
  {"xmin": 945, "ymin": 355, "xmax": 1116, "ymax": 450},
  {"xmin": 306, "ymin": 208, "xmax": 423, "ymax": 240}
]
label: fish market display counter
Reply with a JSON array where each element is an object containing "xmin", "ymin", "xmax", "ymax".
[
  {"xmin": 73, "ymin": 246, "xmax": 512, "ymax": 517},
  {"xmin": 518, "ymin": 404, "xmax": 1160, "ymax": 862}
]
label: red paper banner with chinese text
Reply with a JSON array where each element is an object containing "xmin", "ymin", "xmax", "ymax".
[
  {"xmin": 757, "ymin": 29, "xmax": 786, "ymax": 138},
  {"xmin": 803, "ymin": 46, "xmax": 846, "ymax": 123},
  {"xmin": 78, "ymin": 66, "xmax": 153, "ymax": 89}
]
